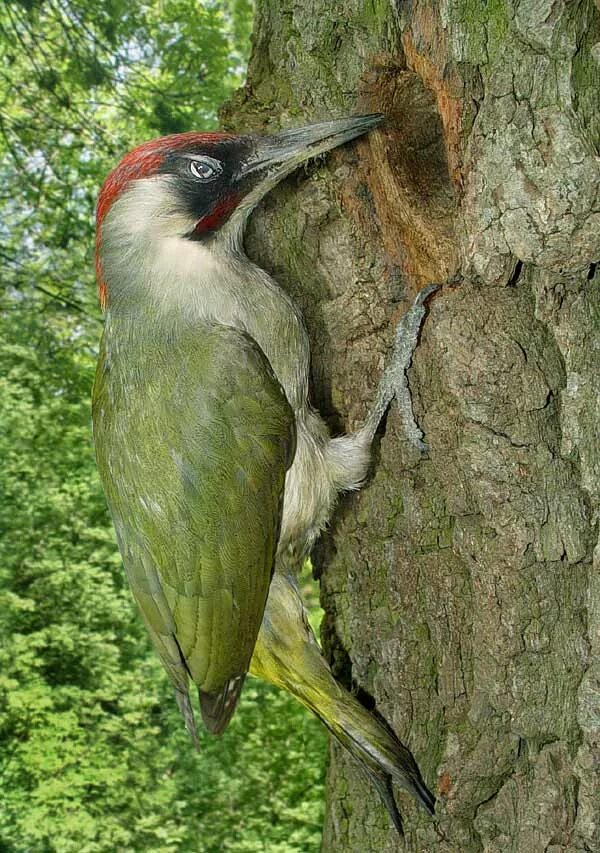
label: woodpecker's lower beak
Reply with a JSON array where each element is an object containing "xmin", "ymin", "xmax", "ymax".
[{"xmin": 242, "ymin": 114, "xmax": 384, "ymax": 184}]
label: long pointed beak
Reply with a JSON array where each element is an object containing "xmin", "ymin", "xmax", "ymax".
[{"xmin": 242, "ymin": 114, "xmax": 384, "ymax": 182}]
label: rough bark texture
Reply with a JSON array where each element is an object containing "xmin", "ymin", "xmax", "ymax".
[{"xmin": 222, "ymin": 2, "xmax": 600, "ymax": 850}]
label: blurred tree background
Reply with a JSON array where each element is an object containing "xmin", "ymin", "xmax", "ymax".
[{"xmin": 0, "ymin": 2, "xmax": 327, "ymax": 850}]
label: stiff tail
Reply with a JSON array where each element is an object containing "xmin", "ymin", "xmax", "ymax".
[
  {"xmin": 250, "ymin": 573, "xmax": 435, "ymax": 835},
  {"xmin": 316, "ymin": 683, "xmax": 435, "ymax": 835}
]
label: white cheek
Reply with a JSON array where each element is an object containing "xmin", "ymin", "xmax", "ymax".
[
  {"xmin": 153, "ymin": 237, "xmax": 218, "ymax": 280},
  {"xmin": 99, "ymin": 174, "xmax": 244, "ymax": 321},
  {"xmin": 108, "ymin": 176, "xmax": 197, "ymax": 240}
]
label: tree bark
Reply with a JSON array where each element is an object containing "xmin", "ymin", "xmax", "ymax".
[{"xmin": 223, "ymin": 1, "xmax": 600, "ymax": 850}]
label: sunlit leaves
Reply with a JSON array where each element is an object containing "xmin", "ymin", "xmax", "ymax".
[
  {"xmin": 0, "ymin": 287, "xmax": 327, "ymax": 852},
  {"xmin": 0, "ymin": 3, "xmax": 327, "ymax": 849},
  {"xmin": 0, "ymin": 0, "xmax": 252, "ymax": 318}
]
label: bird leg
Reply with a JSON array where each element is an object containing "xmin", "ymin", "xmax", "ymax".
[{"xmin": 358, "ymin": 283, "xmax": 439, "ymax": 453}]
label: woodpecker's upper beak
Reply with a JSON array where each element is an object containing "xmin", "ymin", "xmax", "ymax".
[{"xmin": 242, "ymin": 114, "xmax": 384, "ymax": 184}]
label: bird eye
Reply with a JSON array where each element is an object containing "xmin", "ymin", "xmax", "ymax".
[{"xmin": 189, "ymin": 157, "xmax": 222, "ymax": 181}]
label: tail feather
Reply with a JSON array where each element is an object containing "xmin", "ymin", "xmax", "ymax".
[
  {"xmin": 370, "ymin": 773, "xmax": 405, "ymax": 837},
  {"xmin": 411, "ymin": 773, "xmax": 436, "ymax": 817},
  {"xmin": 325, "ymin": 698, "xmax": 436, "ymax": 829},
  {"xmin": 250, "ymin": 573, "xmax": 436, "ymax": 836}
]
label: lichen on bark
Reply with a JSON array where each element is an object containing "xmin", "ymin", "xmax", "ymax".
[{"xmin": 223, "ymin": 0, "xmax": 600, "ymax": 849}]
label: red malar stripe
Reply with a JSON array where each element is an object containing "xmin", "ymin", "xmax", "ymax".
[
  {"xmin": 194, "ymin": 192, "xmax": 241, "ymax": 234},
  {"xmin": 95, "ymin": 131, "xmax": 235, "ymax": 310}
]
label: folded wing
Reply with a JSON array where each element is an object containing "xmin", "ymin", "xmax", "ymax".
[{"xmin": 93, "ymin": 322, "xmax": 296, "ymax": 736}]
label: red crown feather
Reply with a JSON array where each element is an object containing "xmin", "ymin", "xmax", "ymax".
[{"xmin": 95, "ymin": 132, "xmax": 233, "ymax": 311}]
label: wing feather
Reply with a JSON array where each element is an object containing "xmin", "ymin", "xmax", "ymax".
[{"xmin": 93, "ymin": 321, "xmax": 295, "ymax": 734}]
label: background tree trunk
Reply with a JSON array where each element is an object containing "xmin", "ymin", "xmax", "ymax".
[{"xmin": 223, "ymin": 2, "xmax": 600, "ymax": 850}]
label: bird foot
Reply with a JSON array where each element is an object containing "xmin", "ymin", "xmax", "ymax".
[{"xmin": 361, "ymin": 283, "xmax": 439, "ymax": 452}]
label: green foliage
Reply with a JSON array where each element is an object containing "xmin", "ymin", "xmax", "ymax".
[
  {"xmin": 0, "ymin": 0, "xmax": 253, "ymax": 317},
  {"xmin": 0, "ymin": 2, "xmax": 327, "ymax": 850}
]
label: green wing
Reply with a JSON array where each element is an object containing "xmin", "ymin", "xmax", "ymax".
[{"xmin": 93, "ymin": 321, "xmax": 295, "ymax": 735}]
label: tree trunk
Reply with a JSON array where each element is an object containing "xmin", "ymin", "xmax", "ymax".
[{"xmin": 223, "ymin": 1, "xmax": 600, "ymax": 850}]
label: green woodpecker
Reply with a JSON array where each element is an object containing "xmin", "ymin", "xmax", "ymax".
[{"xmin": 93, "ymin": 115, "xmax": 436, "ymax": 834}]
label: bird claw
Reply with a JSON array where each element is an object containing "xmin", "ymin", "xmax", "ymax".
[
  {"xmin": 388, "ymin": 283, "xmax": 439, "ymax": 453},
  {"xmin": 360, "ymin": 283, "xmax": 439, "ymax": 452},
  {"xmin": 413, "ymin": 282, "xmax": 441, "ymax": 306}
]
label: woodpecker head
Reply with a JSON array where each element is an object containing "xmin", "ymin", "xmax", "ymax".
[{"xmin": 96, "ymin": 114, "xmax": 383, "ymax": 311}]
